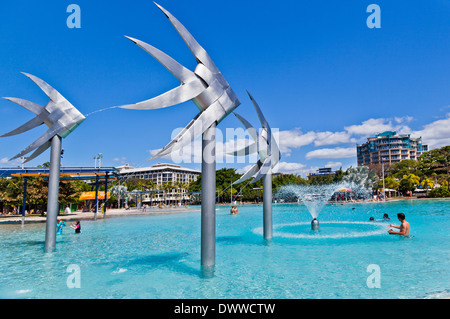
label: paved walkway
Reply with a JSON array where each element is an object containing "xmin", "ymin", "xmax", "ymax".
[{"xmin": 0, "ymin": 207, "xmax": 199, "ymax": 224}]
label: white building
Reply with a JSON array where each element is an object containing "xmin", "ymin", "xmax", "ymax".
[{"xmin": 116, "ymin": 163, "xmax": 201, "ymax": 204}]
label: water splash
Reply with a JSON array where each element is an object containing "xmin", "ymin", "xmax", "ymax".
[
  {"xmin": 276, "ymin": 183, "xmax": 341, "ymax": 219},
  {"xmin": 253, "ymin": 221, "xmax": 386, "ymax": 239},
  {"xmin": 276, "ymin": 180, "xmax": 375, "ymax": 220}
]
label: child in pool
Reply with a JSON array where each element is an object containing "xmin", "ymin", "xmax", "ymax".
[
  {"xmin": 70, "ymin": 220, "xmax": 81, "ymax": 233},
  {"xmin": 56, "ymin": 219, "xmax": 66, "ymax": 234}
]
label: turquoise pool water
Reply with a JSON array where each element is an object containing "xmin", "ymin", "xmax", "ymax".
[{"xmin": 1, "ymin": 199, "xmax": 449, "ymax": 299}]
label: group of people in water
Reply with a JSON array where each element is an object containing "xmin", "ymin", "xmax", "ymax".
[
  {"xmin": 369, "ymin": 213, "xmax": 410, "ymax": 236},
  {"xmin": 54, "ymin": 204, "xmax": 410, "ymax": 237}
]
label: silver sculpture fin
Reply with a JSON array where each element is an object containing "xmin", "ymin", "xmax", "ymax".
[
  {"xmin": 233, "ymin": 161, "xmax": 263, "ymax": 185},
  {"xmin": 231, "ymin": 93, "xmax": 281, "ymax": 185},
  {"xmin": 2, "ymin": 73, "xmax": 85, "ymax": 162},
  {"xmin": 24, "ymin": 141, "xmax": 52, "ymax": 163},
  {"xmin": 2, "ymin": 97, "xmax": 46, "ymax": 116},
  {"xmin": 125, "ymin": 36, "xmax": 197, "ymax": 83},
  {"xmin": 154, "ymin": 2, "xmax": 220, "ymax": 74},
  {"xmin": 10, "ymin": 123, "xmax": 65, "ymax": 160},
  {"xmin": 251, "ymin": 158, "xmax": 272, "ymax": 184}
]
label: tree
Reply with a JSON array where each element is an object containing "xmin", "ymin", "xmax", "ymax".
[
  {"xmin": 389, "ymin": 160, "xmax": 422, "ymax": 179},
  {"xmin": 399, "ymin": 174, "xmax": 420, "ymax": 195},
  {"xmin": 109, "ymin": 185, "xmax": 129, "ymax": 208},
  {"xmin": 308, "ymin": 174, "xmax": 334, "ymax": 185},
  {"xmin": 384, "ymin": 176, "xmax": 400, "ymax": 190},
  {"xmin": 0, "ymin": 177, "xmax": 23, "ymax": 209},
  {"xmin": 419, "ymin": 146, "xmax": 450, "ymax": 190},
  {"xmin": 429, "ymin": 187, "xmax": 450, "ymax": 198},
  {"xmin": 59, "ymin": 180, "xmax": 83, "ymax": 207},
  {"xmin": 333, "ymin": 167, "xmax": 346, "ymax": 183},
  {"xmin": 420, "ymin": 177, "xmax": 435, "ymax": 194},
  {"xmin": 160, "ymin": 181, "xmax": 174, "ymax": 205},
  {"xmin": 273, "ymin": 173, "xmax": 307, "ymax": 192}
]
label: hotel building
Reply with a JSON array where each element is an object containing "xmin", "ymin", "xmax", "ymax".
[
  {"xmin": 116, "ymin": 163, "xmax": 201, "ymax": 204},
  {"xmin": 307, "ymin": 167, "xmax": 336, "ymax": 180},
  {"xmin": 357, "ymin": 131, "xmax": 428, "ymax": 166}
]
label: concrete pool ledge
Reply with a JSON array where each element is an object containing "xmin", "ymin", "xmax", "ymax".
[{"xmin": 0, "ymin": 207, "xmax": 200, "ymax": 224}]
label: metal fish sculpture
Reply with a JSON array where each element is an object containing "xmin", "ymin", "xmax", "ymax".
[
  {"xmin": 231, "ymin": 91, "xmax": 281, "ymax": 185},
  {"xmin": 117, "ymin": 2, "xmax": 241, "ymax": 159},
  {"xmin": 2, "ymin": 72, "xmax": 85, "ymax": 163}
]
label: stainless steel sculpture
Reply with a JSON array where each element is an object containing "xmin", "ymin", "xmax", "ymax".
[
  {"xmin": 231, "ymin": 92, "xmax": 281, "ymax": 240},
  {"xmin": 116, "ymin": 3, "xmax": 241, "ymax": 268},
  {"xmin": 2, "ymin": 72, "xmax": 85, "ymax": 251}
]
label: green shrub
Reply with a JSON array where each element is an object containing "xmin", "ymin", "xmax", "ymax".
[{"xmin": 429, "ymin": 187, "xmax": 450, "ymax": 198}]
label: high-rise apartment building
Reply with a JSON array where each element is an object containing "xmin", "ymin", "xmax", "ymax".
[{"xmin": 357, "ymin": 131, "xmax": 428, "ymax": 166}]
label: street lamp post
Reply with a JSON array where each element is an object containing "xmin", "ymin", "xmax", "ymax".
[{"xmin": 382, "ymin": 161, "xmax": 386, "ymax": 202}]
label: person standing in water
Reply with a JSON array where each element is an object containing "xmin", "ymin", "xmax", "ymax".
[
  {"xmin": 56, "ymin": 219, "xmax": 66, "ymax": 234},
  {"xmin": 388, "ymin": 213, "xmax": 410, "ymax": 236},
  {"xmin": 70, "ymin": 220, "xmax": 81, "ymax": 233}
]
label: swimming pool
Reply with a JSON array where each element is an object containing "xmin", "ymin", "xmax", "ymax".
[{"xmin": 1, "ymin": 199, "xmax": 449, "ymax": 299}]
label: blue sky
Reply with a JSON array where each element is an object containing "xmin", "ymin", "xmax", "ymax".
[{"xmin": 0, "ymin": 0, "xmax": 449, "ymax": 176}]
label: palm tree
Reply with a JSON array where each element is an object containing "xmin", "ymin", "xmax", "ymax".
[
  {"xmin": 400, "ymin": 174, "xmax": 420, "ymax": 195},
  {"xmin": 173, "ymin": 181, "xmax": 184, "ymax": 205},
  {"xmin": 160, "ymin": 182, "xmax": 174, "ymax": 205},
  {"xmin": 421, "ymin": 177, "xmax": 435, "ymax": 195}
]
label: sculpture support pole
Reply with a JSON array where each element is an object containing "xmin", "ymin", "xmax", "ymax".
[
  {"xmin": 263, "ymin": 172, "xmax": 273, "ymax": 240},
  {"xmin": 103, "ymin": 173, "xmax": 109, "ymax": 219},
  {"xmin": 21, "ymin": 176, "xmax": 28, "ymax": 225},
  {"xmin": 44, "ymin": 135, "xmax": 62, "ymax": 252},
  {"xmin": 201, "ymin": 122, "xmax": 216, "ymax": 269},
  {"xmin": 94, "ymin": 175, "xmax": 99, "ymax": 221}
]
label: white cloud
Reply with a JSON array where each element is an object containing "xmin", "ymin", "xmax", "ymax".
[
  {"xmin": 305, "ymin": 147, "xmax": 356, "ymax": 159},
  {"xmin": 324, "ymin": 161, "xmax": 342, "ymax": 169},
  {"xmin": 272, "ymin": 161, "xmax": 307, "ymax": 174},
  {"xmin": 148, "ymin": 134, "xmax": 258, "ymax": 165},
  {"xmin": 345, "ymin": 118, "xmax": 394, "ymax": 136},
  {"xmin": 236, "ymin": 161, "xmax": 315, "ymax": 178},
  {"xmin": 344, "ymin": 117, "xmax": 413, "ymax": 137},
  {"xmin": 113, "ymin": 157, "xmax": 127, "ymax": 164},
  {"xmin": 275, "ymin": 129, "xmax": 353, "ymax": 155},
  {"xmin": 276, "ymin": 129, "xmax": 316, "ymax": 156},
  {"xmin": 411, "ymin": 113, "xmax": 450, "ymax": 149},
  {"xmin": 394, "ymin": 116, "xmax": 413, "ymax": 124},
  {"xmin": 144, "ymin": 114, "xmax": 449, "ymax": 171},
  {"xmin": 1, "ymin": 157, "xmax": 9, "ymax": 164},
  {"xmin": 274, "ymin": 117, "xmax": 413, "ymax": 157},
  {"xmin": 314, "ymin": 131, "xmax": 353, "ymax": 146}
]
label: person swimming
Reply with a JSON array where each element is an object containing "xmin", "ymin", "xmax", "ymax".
[{"xmin": 383, "ymin": 213, "xmax": 390, "ymax": 221}]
